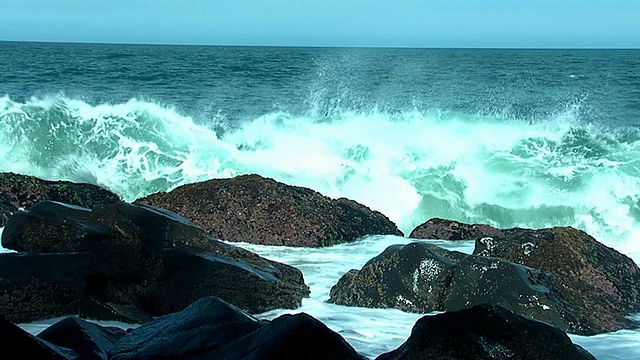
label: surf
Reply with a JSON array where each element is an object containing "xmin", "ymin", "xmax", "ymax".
[{"xmin": 2, "ymin": 94, "xmax": 640, "ymax": 258}]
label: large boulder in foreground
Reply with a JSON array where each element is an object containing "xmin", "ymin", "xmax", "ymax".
[
  {"xmin": 0, "ymin": 172, "xmax": 120, "ymax": 226},
  {"xmin": 0, "ymin": 316, "xmax": 76, "ymax": 359},
  {"xmin": 37, "ymin": 317, "xmax": 126, "ymax": 360},
  {"xmin": 1, "ymin": 200, "xmax": 309, "ymax": 323},
  {"xmin": 136, "ymin": 174, "xmax": 403, "ymax": 247},
  {"xmin": 110, "ymin": 296, "xmax": 365, "ymax": 360},
  {"xmin": 376, "ymin": 304, "xmax": 595, "ymax": 360}
]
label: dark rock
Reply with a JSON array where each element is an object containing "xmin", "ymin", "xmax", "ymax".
[
  {"xmin": 329, "ymin": 237, "xmax": 636, "ymax": 335},
  {"xmin": 1, "ymin": 200, "xmax": 309, "ymax": 323},
  {"xmin": 474, "ymin": 226, "xmax": 640, "ymax": 335},
  {"xmin": 109, "ymin": 296, "xmax": 263, "ymax": 359},
  {"xmin": 0, "ymin": 172, "xmax": 120, "ymax": 223},
  {"xmin": 204, "ymin": 313, "xmax": 366, "ymax": 360},
  {"xmin": 136, "ymin": 173, "xmax": 403, "ymax": 247},
  {"xmin": 376, "ymin": 304, "xmax": 595, "ymax": 360},
  {"xmin": 111, "ymin": 296, "xmax": 363, "ymax": 360},
  {"xmin": 0, "ymin": 315, "xmax": 76, "ymax": 359},
  {"xmin": 409, "ymin": 217, "xmax": 504, "ymax": 240},
  {"xmin": 37, "ymin": 317, "xmax": 126, "ymax": 360},
  {"xmin": 328, "ymin": 242, "xmax": 463, "ymax": 312},
  {"xmin": 0, "ymin": 252, "xmax": 92, "ymax": 323},
  {"xmin": 149, "ymin": 247, "xmax": 307, "ymax": 314},
  {"xmin": 442, "ymin": 255, "xmax": 577, "ymax": 331},
  {"xmin": 78, "ymin": 297, "xmax": 152, "ymax": 324}
]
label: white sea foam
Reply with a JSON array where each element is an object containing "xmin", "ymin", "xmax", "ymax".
[{"xmin": 3, "ymin": 95, "xmax": 640, "ymax": 255}]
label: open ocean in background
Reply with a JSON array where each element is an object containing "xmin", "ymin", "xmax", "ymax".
[{"xmin": 1, "ymin": 42, "xmax": 640, "ymax": 358}]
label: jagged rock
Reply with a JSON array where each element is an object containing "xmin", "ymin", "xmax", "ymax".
[
  {"xmin": 1, "ymin": 200, "xmax": 309, "ymax": 323},
  {"xmin": 136, "ymin": 174, "xmax": 403, "ymax": 247},
  {"xmin": 110, "ymin": 296, "xmax": 364, "ymax": 360},
  {"xmin": 0, "ymin": 252, "xmax": 92, "ymax": 323},
  {"xmin": 0, "ymin": 315, "xmax": 76, "ymax": 359},
  {"xmin": 376, "ymin": 304, "xmax": 595, "ymax": 360},
  {"xmin": 409, "ymin": 217, "xmax": 503, "ymax": 240},
  {"xmin": 474, "ymin": 226, "xmax": 640, "ymax": 335},
  {"xmin": 37, "ymin": 317, "xmax": 126, "ymax": 360},
  {"xmin": 0, "ymin": 172, "xmax": 120, "ymax": 225}
]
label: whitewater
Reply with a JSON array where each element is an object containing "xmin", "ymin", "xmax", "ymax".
[{"xmin": 2, "ymin": 43, "xmax": 640, "ymax": 358}]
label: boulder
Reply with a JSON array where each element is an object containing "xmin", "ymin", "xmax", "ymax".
[
  {"xmin": 0, "ymin": 252, "xmax": 92, "ymax": 323},
  {"xmin": 1, "ymin": 200, "xmax": 309, "ymax": 323},
  {"xmin": 136, "ymin": 174, "xmax": 403, "ymax": 247},
  {"xmin": 109, "ymin": 296, "xmax": 262, "ymax": 359},
  {"xmin": 329, "ymin": 237, "xmax": 639, "ymax": 335},
  {"xmin": 0, "ymin": 315, "xmax": 76, "ymax": 359},
  {"xmin": 376, "ymin": 304, "xmax": 595, "ymax": 360},
  {"xmin": 37, "ymin": 317, "xmax": 126, "ymax": 360},
  {"xmin": 474, "ymin": 226, "xmax": 640, "ymax": 334},
  {"xmin": 409, "ymin": 217, "xmax": 503, "ymax": 240},
  {"xmin": 328, "ymin": 242, "xmax": 463, "ymax": 312},
  {"xmin": 110, "ymin": 296, "xmax": 364, "ymax": 360},
  {"xmin": 0, "ymin": 172, "xmax": 120, "ymax": 225}
]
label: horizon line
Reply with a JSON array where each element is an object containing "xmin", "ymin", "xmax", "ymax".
[{"xmin": 1, "ymin": 39, "xmax": 639, "ymax": 51}]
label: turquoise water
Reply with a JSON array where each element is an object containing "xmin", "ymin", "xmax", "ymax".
[{"xmin": 2, "ymin": 42, "xmax": 640, "ymax": 358}]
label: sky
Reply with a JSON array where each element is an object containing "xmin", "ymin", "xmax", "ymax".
[{"xmin": 1, "ymin": 0, "xmax": 639, "ymax": 48}]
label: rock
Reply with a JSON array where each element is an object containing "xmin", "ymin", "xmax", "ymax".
[
  {"xmin": 1, "ymin": 200, "xmax": 309, "ymax": 323},
  {"xmin": 329, "ymin": 237, "xmax": 637, "ymax": 335},
  {"xmin": 474, "ymin": 226, "xmax": 640, "ymax": 335},
  {"xmin": 376, "ymin": 304, "xmax": 595, "ymax": 360},
  {"xmin": 109, "ymin": 296, "xmax": 262, "ymax": 359},
  {"xmin": 442, "ymin": 255, "xmax": 576, "ymax": 331},
  {"xmin": 0, "ymin": 172, "xmax": 120, "ymax": 224},
  {"xmin": 409, "ymin": 217, "xmax": 504, "ymax": 240},
  {"xmin": 136, "ymin": 174, "xmax": 403, "ymax": 247},
  {"xmin": 111, "ymin": 296, "xmax": 364, "ymax": 360},
  {"xmin": 0, "ymin": 252, "xmax": 92, "ymax": 323},
  {"xmin": 206, "ymin": 313, "xmax": 366, "ymax": 360},
  {"xmin": 328, "ymin": 242, "xmax": 463, "ymax": 312},
  {"xmin": 0, "ymin": 315, "xmax": 76, "ymax": 359},
  {"xmin": 37, "ymin": 317, "xmax": 126, "ymax": 360}
]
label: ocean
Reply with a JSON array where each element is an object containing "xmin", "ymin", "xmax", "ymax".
[{"xmin": 1, "ymin": 42, "xmax": 640, "ymax": 358}]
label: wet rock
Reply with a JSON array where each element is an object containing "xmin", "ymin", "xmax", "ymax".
[
  {"xmin": 329, "ymin": 235, "xmax": 637, "ymax": 335},
  {"xmin": 136, "ymin": 173, "xmax": 403, "ymax": 247},
  {"xmin": 110, "ymin": 296, "xmax": 364, "ymax": 360},
  {"xmin": 474, "ymin": 226, "xmax": 640, "ymax": 335},
  {"xmin": 328, "ymin": 242, "xmax": 463, "ymax": 312},
  {"xmin": 0, "ymin": 172, "xmax": 120, "ymax": 224},
  {"xmin": 442, "ymin": 255, "xmax": 577, "ymax": 331},
  {"xmin": 409, "ymin": 217, "xmax": 504, "ymax": 240},
  {"xmin": 376, "ymin": 304, "xmax": 596, "ymax": 360},
  {"xmin": 109, "ymin": 296, "xmax": 262, "ymax": 359},
  {"xmin": 37, "ymin": 317, "xmax": 126, "ymax": 360},
  {"xmin": 0, "ymin": 315, "xmax": 76, "ymax": 359},
  {"xmin": 0, "ymin": 252, "xmax": 92, "ymax": 323},
  {"xmin": 1, "ymin": 200, "xmax": 309, "ymax": 323}
]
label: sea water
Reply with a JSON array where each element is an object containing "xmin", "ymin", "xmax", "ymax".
[{"xmin": 1, "ymin": 42, "xmax": 640, "ymax": 358}]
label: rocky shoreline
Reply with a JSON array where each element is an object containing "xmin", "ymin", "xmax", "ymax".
[{"xmin": 1, "ymin": 172, "xmax": 638, "ymax": 358}]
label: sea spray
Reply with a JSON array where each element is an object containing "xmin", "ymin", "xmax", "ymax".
[{"xmin": 2, "ymin": 95, "xmax": 640, "ymax": 256}]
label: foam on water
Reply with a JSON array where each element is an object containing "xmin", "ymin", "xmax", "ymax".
[{"xmin": 2, "ymin": 95, "xmax": 640, "ymax": 256}]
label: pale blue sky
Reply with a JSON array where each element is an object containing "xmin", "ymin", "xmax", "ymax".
[{"xmin": 1, "ymin": 0, "xmax": 639, "ymax": 48}]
